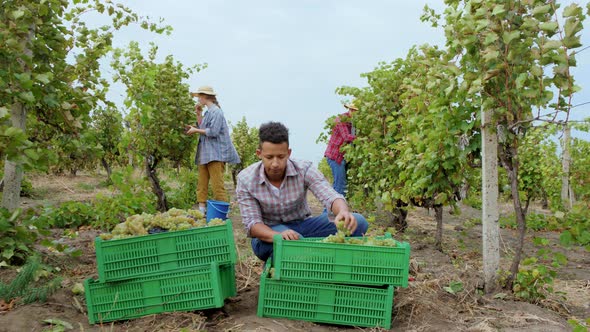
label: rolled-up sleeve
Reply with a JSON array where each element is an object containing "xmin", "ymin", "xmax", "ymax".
[
  {"xmin": 236, "ymin": 174, "xmax": 263, "ymax": 236},
  {"xmin": 203, "ymin": 110, "xmax": 223, "ymax": 137},
  {"xmin": 305, "ymin": 165, "xmax": 344, "ymax": 210}
]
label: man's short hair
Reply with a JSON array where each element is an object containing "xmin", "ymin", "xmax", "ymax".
[{"xmin": 259, "ymin": 122, "xmax": 289, "ymax": 145}]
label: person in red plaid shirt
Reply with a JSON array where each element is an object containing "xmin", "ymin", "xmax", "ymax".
[
  {"xmin": 324, "ymin": 102, "xmax": 357, "ymax": 196},
  {"xmin": 236, "ymin": 122, "xmax": 368, "ymax": 261}
]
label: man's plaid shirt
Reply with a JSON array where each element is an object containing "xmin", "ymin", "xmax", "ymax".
[{"xmin": 236, "ymin": 159, "xmax": 343, "ymax": 236}]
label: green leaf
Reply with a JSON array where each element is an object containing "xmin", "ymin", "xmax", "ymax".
[
  {"xmin": 565, "ymin": 17, "xmax": 582, "ymax": 38},
  {"xmin": 502, "ymin": 31, "xmax": 520, "ymax": 44},
  {"xmin": 560, "ymin": 230, "xmax": 573, "ymax": 246},
  {"xmin": 1, "ymin": 248, "xmax": 14, "ymax": 259},
  {"xmin": 533, "ymin": 4, "xmax": 552, "ymax": 16},
  {"xmin": 563, "ymin": 35, "xmax": 582, "ymax": 49},
  {"xmin": 434, "ymin": 192, "xmax": 448, "ymax": 204},
  {"xmin": 381, "ymin": 191, "xmax": 391, "ymax": 203},
  {"xmin": 515, "ymin": 73, "xmax": 527, "ymax": 89},
  {"xmin": 14, "ymin": 72, "xmax": 31, "ymax": 83},
  {"xmin": 543, "ymin": 40, "xmax": 561, "ymax": 50},
  {"xmin": 19, "ymin": 91, "xmax": 35, "ymax": 103},
  {"xmin": 41, "ymin": 239, "xmax": 53, "ymax": 247},
  {"xmin": 69, "ymin": 249, "xmax": 83, "ymax": 258},
  {"xmin": 484, "ymin": 33, "xmax": 499, "ymax": 45},
  {"xmin": 492, "ymin": 5, "xmax": 505, "ymax": 16},
  {"xmin": 443, "ymin": 281, "xmax": 464, "ymax": 294},
  {"xmin": 530, "ymin": 65, "xmax": 543, "ymax": 77},
  {"xmin": 539, "ymin": 22, "xmax": 559, "ymax": 33},
  {"xmin": 24, "ymin": 149, "xmax": 39, "ymax": 161},
  {"xmin": 563, "ymin": 4, "xmax": 582, "ymax": 18},
  {"xmin": 483, "ymin": 49, "xmax": 499, "ymax": 62},
  {"xmin": 39, "ymin": 4, "xmax": 48, "ymax": 16},
  {"xmin": 9, "ymin": 209, "xmax": 20, "ymax": 222},
  {"xmin": 34, "ymin": 73, "xmax": 52, "ymax": 84},
  {"xmin": 61, "ymin": 102, "xmax": 73, "ymax": 110},
  {"xmin": 532, "ymin": 237, "xmax": 548, "ymax": 246},
  {"xmin": 0, "ymin": 106, "xmax": 9, "ymax": 118},
  {"xmin": 522, "ymin": 257, "xmax": 537, "ymax": 265},
  {"xmin": 12, "ymin": 10, "xmax": 25, "ymax": 19},
  {"xmin": 4, "ymin": 127, "xmax": 22, "ymax": 137},
  {"xmin": 553, "ymin": 252, "xmax": 567, "ymax": 266},
  {"xmin": 476, "ymin": 19, "xmax": 490, "ymax": 32},
  {"xmin": 71, "ymin": 283, "xmax": 85, "ymax": 295},
  {"xmin": 43, "ymin": 319, "xmax": 73, "ymax": 330}
]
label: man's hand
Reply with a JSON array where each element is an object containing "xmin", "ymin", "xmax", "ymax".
[
  {"xmin": 334, "ymin": 211, "xmax": 357, "ymax": 234},
  {"xmin": 331, "ymin": 198, "xmax": 358, "ymax": 235},
  {"xmin": 280, "ymin": 229, "xmax": 300, "ymax": 240}
]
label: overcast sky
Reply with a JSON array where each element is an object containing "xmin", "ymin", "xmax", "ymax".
[{"xmin": 97, "ymin": 1, "xmax": 590, "ymax": 163}]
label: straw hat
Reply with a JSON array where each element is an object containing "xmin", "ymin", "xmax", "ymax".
[
  {"xmin": 344, "ymin": 102, "xmax": 358, "ymax": 111},
  {"xmin": 190, "ymin": 85, "xmax": 217, "ymax": 97}
]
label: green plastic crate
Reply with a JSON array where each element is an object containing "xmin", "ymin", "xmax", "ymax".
[
  {"xmin": 258, "ymin": 263, "xmax": 394, "ymax": 329},
  {"xmin": 273, "ymin": 233, "xmax": 410, "ymax": 287},
  {"xmin": 220, "ymin": 264, "xmax": 237, "ymax": 299},
  {"xmin": 85, "ymin": 262, "xmax": 224, "ymax": 324},
  {"xmin": 95, "ymin": 221, "xmax": 236, "ymax": 282}
]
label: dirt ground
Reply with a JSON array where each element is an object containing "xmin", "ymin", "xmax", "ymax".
[{"xmin": 0, "ymin": 173, "xmax": 588, "ymax": 332}]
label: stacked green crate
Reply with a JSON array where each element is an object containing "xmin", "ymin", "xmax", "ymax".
[
  {"xmin": 85, "ymin": 221, "xmax": 237, "ymax": 324},
  {"xmin": 257, "ymin": 233, "xmax": 410, "ymax": 329}
]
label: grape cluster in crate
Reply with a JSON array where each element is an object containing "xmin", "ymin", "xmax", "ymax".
[{"xmin": 98, "ymin": 208, "xmax": 224, "ymax": 240}]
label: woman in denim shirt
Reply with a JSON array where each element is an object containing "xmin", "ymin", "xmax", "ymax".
[{"xmin": 185, "ymin": 86, "xmax": 240, "ymax": 213}]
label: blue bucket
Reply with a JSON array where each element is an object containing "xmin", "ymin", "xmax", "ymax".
[{"xmin": 206, "ymin": 199, "xmax": 230, "ymax": 222}]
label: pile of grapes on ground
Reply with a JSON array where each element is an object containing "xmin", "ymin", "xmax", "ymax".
[
  {"xmin": 258, "ymin": 223, "xmax": 411, "ymax": 329},
  {"xmin": 84, "ymin": 208, "xmax": 237, "ymax": 324}
]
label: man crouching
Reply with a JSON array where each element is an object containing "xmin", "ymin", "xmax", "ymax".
[{"xmin": 236, "ymin": 121, "xmax": 369, "ymax": 261}]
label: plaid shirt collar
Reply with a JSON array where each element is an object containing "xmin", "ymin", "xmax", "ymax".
[{"xmin": 257, "ymin": 159, "xmax": 298, "ymax": 185}]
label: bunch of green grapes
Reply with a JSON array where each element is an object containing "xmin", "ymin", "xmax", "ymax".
[
  {"xmin": 322, "ymin": 231, "xmax": 346, "ymax": 243},
  {"xmin": 346, "ymin": 238, "xmax": 364, "ymax": 245},
  {"xmin": 125, "ymin": 213, "xmax": 154, "ymax": 227},
  {"xmin": 127, "ymin": 218, "xmax": 147, "ymax": 235},
  {"xmin": 193, "ymin": 218, "xmax": 207, "ymax": 228},
  {"xmin": 149, "ymin": 214, "xmax": 170, "ymax": 229},
  {"xmin": 187, "ymin": 209, "xmax": 205, "ymax": 220},
  {"xmin": 111, "ymin": 222, "xmax": 128, "ymax": 235},
  {"xmin": 99, "ymin": 233, "xmax": 114, "ymax": 240},
  {"xmin": 161, "ymin": 216, "xmax": 193, "ymax": 230},
  {"xmin": 99, "ymin": 208, "xmax": 220, "ymax": 240},
  {"xmin": 335, "ymin": 220, "xmax": 351, "ymax": 236},
  {"xmin": 154, "ymin": 209, "xmax": 211, "ymax": 230},
  {"xmin": 320, "ymin": 233, "xmax": 398, "ymax": 247},
  {"xmin": 207, "ymin": 218, "xmax": 226, "ymax": 226},
  {"xmin": 99, "ymin": 215, "xmax": 149, "ymax": 240},
  {"xmin": 167, "ymin": 208, "xmax": 186, "ymax": 217}
]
